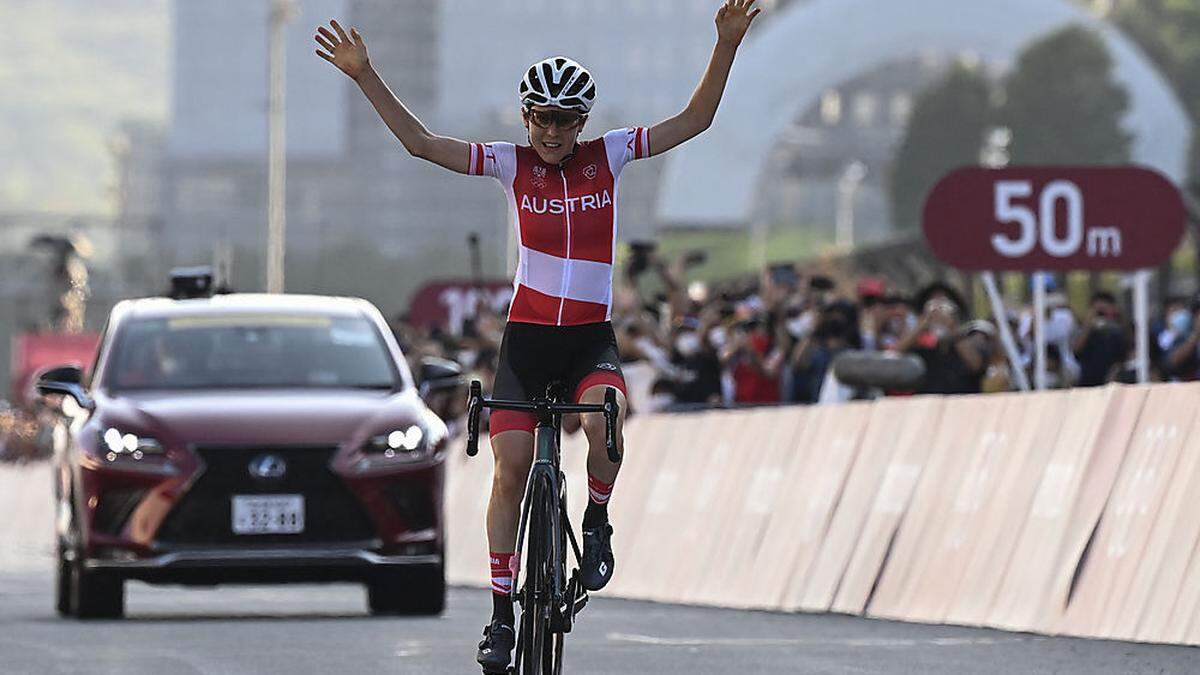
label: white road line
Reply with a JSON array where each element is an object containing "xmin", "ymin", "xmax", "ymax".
[{"xmin": 606, "ymin": 633, "xmax": 1039, "ymax": 648}]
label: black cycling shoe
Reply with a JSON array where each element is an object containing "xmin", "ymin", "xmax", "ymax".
[
  {"xmin": 477, "ymin": 620, "xmax": 515, "ymax": 673},
  {"xmin": 580, "ymin": 523, "xmax": 615, "ymax": 591}
]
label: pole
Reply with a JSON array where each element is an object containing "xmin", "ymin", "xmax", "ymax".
[
  {"xmin": 836, "ymin": 161, "xmax": 867, "ymax": 250},
  {"xmin": 266, "ymin": 0, "xmax": 294, "ymax": 293},
  {"xmin": 981, "ymin": 271, "xmax": 1030, "ymax": 391},
  {"xmin": 1133, "ymin": 269, "xmax": 1150, "ymax": 383},
  {"xmin": 468, "ymin": 233, "xmax": 482, "ymax": 288},
  {"xmin": 1032, "ymin": 271, "xmax": 1047, "ymax": 390}
]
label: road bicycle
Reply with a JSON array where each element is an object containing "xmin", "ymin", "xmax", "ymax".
[{"xmin": 465, "ymin": 380, "xmax": 621, "ymax": 675}]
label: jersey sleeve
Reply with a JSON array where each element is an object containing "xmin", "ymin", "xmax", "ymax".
[
  {"xmin": 465, "ymin": 142, "xmax": 517, "ymax": 184},
  {"xmin": 602, "ymin": 127, "xmax": 652, "ymax": 179}
]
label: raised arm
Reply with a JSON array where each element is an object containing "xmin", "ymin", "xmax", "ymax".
[
  {"xmin": 647, "ymin": 0, "xmax": 760, "ymax": 157},
  {"xmin": 315, "ymin": 20, "xmax": 471, "ymax": 174}
]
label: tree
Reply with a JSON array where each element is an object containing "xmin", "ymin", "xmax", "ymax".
[
  {"xmin": 1001, "ymin": 25, "xmax": 1131, "ymax": 166},
  {"xmin": 889, "ymin": 63, "xmax": 993, "ymax": 232},
  {"xmin": 1107, "ymin": 0, "xmax": 1200, "ymax": 197}
]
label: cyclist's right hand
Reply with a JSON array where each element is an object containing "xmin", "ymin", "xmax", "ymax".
[{"xmin": 314, "ymin": 19, "xmax": 369, "ymax": 80}]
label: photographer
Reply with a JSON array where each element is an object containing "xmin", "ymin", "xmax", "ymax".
[
  {"xmin": 894, "ymin": 283, "xmax": 986, "ymax": 395},
  {"xmin": 1072, "ymin": 291, "xmax": 1128, "ymax": 387}
]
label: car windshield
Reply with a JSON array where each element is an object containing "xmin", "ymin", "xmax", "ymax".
[{"xmin": 105, "ymin": 313, "xmax": 399, "ymax": 391}]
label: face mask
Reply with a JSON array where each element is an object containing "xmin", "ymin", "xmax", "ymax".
[
  {"xmin": 787, "ymin": 314, "xmax": 812, "ymax": 339},
  {"xmin": 1170, "ymin": 309, "xmax": 1192, "ymax": 335},
  {"xmin": 675, "ymin": 332, "xmax": 701, "ymax": 357},
  {"xmin": 708, "ymin": 326, "xmax": 727, "ymax": 350}
]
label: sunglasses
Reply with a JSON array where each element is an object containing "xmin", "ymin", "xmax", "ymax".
[{"xmin": 525, "ymin": 108, "xmax": 586, "ymax": 130}]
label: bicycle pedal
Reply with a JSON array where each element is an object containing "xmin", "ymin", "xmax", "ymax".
[
  {"xmin": 568, "ymin": 571, "xmax": 589, "ymax": 614},
  {"xmin": 549, "ymin": 604, "xmax": 572, "ymax": 634},
  {"xmin": 573, "ymin": 588, "xmax": 590, "ymax": 614}
]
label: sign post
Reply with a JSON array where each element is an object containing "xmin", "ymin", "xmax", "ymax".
[
  {"xmin": 1032, "ymin": 272, "xmax": 1047, "ymax": 390},
  {"xmin": 1133, "ymin": 270, "xmax": 1151, "ymax": 383},
  {"xmin": 981, "ymin": 272, "xmax": 1030, "ymax": 391},
  {"xmin": 923, "ymin": 166, "xmax": 1185, "ymax": 390}
]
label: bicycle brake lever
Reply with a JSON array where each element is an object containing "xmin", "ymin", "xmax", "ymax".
[
  {"xmin": 466, "ymin": 380, "xmax": 482, "ymax": 457},
  {"xmin": 603, "ymin": 387, "xmax": 621, "ymax": 464}
]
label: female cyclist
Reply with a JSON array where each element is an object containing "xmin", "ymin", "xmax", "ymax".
[{"xmin": 315, "ymin": 3, "xmax": 759, "ymax": 669}]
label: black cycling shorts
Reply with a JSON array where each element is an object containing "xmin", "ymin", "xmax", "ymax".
[{"xmin": 489, "ymin": 321, "xmax": 627, "ymax": 437}]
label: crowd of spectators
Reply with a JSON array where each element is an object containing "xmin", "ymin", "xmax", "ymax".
[
  {"xmin": 5, "ymin": 252, "xmax": 1198, "ymax": 460},
  {"xmin": 391, "ymin": 250, "xmax": 1200, "ymax": 417}
]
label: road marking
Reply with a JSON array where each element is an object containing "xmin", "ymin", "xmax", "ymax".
[{"xmin": 606, "ymin": 633, "xmax": 1038, "ymax": 648}]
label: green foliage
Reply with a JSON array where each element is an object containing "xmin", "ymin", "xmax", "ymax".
[
  {"xmin": 889, "ymin": 64, "xmax": 993, "ymax": 232},
  {"xmin": 1107, "ymin": 0, "xmax": 1200, "ymax": 196},
  {"xmin": 1001, "ymin": 25, "xmax": 1132, "ymax": 166}
]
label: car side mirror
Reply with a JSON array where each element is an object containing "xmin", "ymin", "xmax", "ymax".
[
  {"xmin": 418, "ymin": 358, "xmax": 465, "ymax": 421},
  {"xmin": 418, "ymin": 357, "xmax": 464, "ymax": 397},
  {"xmin": 36, "ymin": 364, "xmax": 94, "ymax": 411}
]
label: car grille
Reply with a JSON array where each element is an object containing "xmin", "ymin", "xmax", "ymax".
[{"xmin": 155, "ymin": 445, "xmax": 376, "ymax": 547}]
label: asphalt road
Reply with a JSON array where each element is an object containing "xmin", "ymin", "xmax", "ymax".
[{"xmin": 0, "ymin": 567, "xmax": 1195, "ymax": 675}]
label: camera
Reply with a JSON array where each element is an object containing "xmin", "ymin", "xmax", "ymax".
[
  {"xmin": 684, "ymin": 250, "xmax": 708, "ymax": 268},
  {"xmin": 809, "ymin": 275, "xmax": 835, "ymax": 292},
  {"xmin": 627, "ymin": 240, "xmax": 657, "ymax": 278},
  {"xmin": 769, "ymin": 263, "xmax": 799, "ymax": 288}
]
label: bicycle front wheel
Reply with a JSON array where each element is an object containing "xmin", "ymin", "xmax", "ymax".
[{"xmin": 520, "ymin": 474, "xmax": 556, "ymax": 675}]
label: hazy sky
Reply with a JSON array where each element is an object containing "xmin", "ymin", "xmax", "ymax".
[{"xmin": 0, "ymin": 0, "xmax": 169, "ymax": 216}]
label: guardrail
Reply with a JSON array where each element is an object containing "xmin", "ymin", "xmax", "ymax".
[{"xmin": 445, "ymin": 383, "xmax": 1200, "ymax": 646}]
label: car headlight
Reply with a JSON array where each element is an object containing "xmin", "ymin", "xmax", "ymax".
[
  {"xmin": 99, "ymin": 427, "xmax": 165, "ymax": 462},
  {"xmin": 363, "ymin": 425, "xmax": 427, "ymax": 460}
]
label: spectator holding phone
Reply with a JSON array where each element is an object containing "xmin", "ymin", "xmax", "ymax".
[
  {"xmin": 721, "ymin": 311, "xmax": 782, "ymax": 404},
  {"xmin": 895, "ymin": 282, "xmax": 986, "ymax": 394},
  {"xmin": 1072, "ymin": 291, "xmax": 1128, "ymax": 387}
]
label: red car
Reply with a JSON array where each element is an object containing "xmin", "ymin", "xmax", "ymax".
[{"xmin": 38, "ymin": 287, "xmax": 459, "ymax": 619}]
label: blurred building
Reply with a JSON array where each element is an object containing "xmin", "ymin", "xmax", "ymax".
[
  {"xmin": 125, "ymin": 0, "xmax": 1191, "ymax": 313},
  {"xmin": 129, "ymin": 0, "xmax": 750, "ymax": 308},
  {"xmin": 657, "ymin": 0, "xmax": 1192, "ymax": 232},
  {"xmin": 757, "ymin": 54, "xmax": 962, "ymax": 245}
]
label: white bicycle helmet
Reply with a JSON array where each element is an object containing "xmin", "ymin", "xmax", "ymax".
[{"xmin": 519, "ymin": 57, "xmax": 597, "ymax": 113}]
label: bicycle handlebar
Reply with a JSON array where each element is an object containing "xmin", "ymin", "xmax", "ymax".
[{"xmin": 464, "ymin": 380, "xmax": 622, "ymax": 463}]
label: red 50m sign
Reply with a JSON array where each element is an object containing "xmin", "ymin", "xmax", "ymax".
[{"xmin": 922, "ymin": 167, "xmax": 1185, "ymax": 271}]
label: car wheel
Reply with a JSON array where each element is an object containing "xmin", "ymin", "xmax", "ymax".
[
  {"xmin": 55, "ymin": 542, "xmax": 72, "ymax": 617},
  {"xmin": 68, "ymin": 530, "xmax": 124, "ymax": 620},
  {"xmin": 367, "ymin": 564, "xmax": 445, "ymax": 616}
]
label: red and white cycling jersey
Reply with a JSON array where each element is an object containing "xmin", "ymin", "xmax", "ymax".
[{"xmin": 467, "ymin": 127, "xmax": 651, "ymax": 326}]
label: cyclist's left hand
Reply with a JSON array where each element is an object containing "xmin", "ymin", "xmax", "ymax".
[{"xmin": 715, "ymin": 0, "xmax": 761, "ymax": 46}]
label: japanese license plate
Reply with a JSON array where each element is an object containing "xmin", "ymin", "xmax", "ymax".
[{"xmin": 232, "ymin": 495, "xmax": 305, "ymax": 535}]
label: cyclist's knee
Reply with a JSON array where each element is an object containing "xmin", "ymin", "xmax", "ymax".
[
  {"xmin": 580, "ymin": 413, "xmax": 621, "ymax": 447},
  {"xmin": 491, "ymin": 430, "xmax": 534, "ymax": 498},
  {"xmin": 578, "ymin": 386, "xmax": 626, "ymax": 435}
]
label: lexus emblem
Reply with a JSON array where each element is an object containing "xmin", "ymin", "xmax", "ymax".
[{"xmin": 249, "ymin": 454, "xmax": 287, "ymax": 480}]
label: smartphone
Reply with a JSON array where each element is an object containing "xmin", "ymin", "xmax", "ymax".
[
  {"xmin": 770, "ymin": 263, "xmax": 799, "ymax": 287},
  {"xmin": 809, "ymin": 275, "xmax": 835, "ymax": 292}
]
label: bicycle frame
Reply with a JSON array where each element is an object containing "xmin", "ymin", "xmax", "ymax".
[{"xmin": 465, "ymin": 380, "xmax": 620, "ymax": 675}]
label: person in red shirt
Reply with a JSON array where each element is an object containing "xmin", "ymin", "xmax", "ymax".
[{"xmin": 725, "ymin": 317, "xmax": 782, "ymax": 404}]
